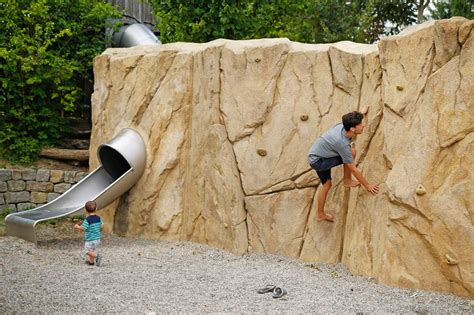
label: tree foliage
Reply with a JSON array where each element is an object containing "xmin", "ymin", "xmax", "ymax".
[
  {"xmin": 0, "ymin": 0, "xmax": 121, "ymax": 164},
  {"xmin": 149, "ymin": 0, "xmax": 418, "ymax": 44},
  {"xmin": 430, "ymin": 0, "xmax": 474, "ymax": 20}
]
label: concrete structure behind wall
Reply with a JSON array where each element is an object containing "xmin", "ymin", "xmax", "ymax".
[{"xmin": 108, "ymin": 0, "xmax": 157, "ymax": 31}]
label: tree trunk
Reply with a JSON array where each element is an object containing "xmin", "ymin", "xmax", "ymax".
[{"xmin": 417, "ymin": 0, "xmax": 431, "ymax": 23}]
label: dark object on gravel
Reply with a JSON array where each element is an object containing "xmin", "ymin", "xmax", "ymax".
[
  {"xmin": 257, "ymin": 285, "xmax": 276, "ymax": 294},
  {"xmin": 272, "ymin": 287, "xmax": 287, "ymax": 299}
]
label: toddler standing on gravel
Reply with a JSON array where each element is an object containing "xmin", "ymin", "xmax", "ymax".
[{"xmin": 74, "ymin": 200, "xmax": 103, "ymax": 266}]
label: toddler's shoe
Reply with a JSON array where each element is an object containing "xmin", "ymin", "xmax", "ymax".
[{"xmin": 95, "ymin": 254, "xmax": 102, "ymax": 267}]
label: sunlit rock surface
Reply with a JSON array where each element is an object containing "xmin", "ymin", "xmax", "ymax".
[{"xmin": 90, "ymin": 18, "xmax": 473, "ymax": 297}]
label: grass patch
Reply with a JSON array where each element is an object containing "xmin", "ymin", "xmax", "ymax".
[{"xmin": 0, "ymin": 208, "xmax": 14, "ymax": 236}]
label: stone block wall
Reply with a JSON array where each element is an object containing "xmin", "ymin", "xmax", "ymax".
[{"xmin": 0, "ymin": 169, "xmax": 88, "ymax": 212}]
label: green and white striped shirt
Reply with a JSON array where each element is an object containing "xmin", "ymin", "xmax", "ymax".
[{"xmin": 81, "ymin": 215, "xmax": 102, "ymax": 241}]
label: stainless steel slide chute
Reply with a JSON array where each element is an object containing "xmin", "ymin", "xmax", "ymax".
[
  {"xmin": 5, "ymin": 128, "xmax": 146, "ymax": 243},
  {"xmin": 113, "ymin": 23, "xmax": 160, "ymax": 47}
]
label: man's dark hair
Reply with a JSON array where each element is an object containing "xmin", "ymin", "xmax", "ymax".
[
  {"xmin": 342, "ymin": 111, "xmax": 364, "ymax": 131},
  {"xmin": 85, "ymin": 200, "xmax": 97, "ymax": 213}
]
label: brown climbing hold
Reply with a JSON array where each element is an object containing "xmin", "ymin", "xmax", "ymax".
[
  {"xmin": 255, "ymin": 58, "xmax": 261, "ymax": 63},
  {"xmin": 300, "ymin": 114, "xmax": 309, "ymax": 121},
  {"xmin": 445, "ymin": 253, "xmax": 458, "ymax": 265},
  {"xmin": 416, "ymin": 184, "xmax": 426, "ymax": 195},
  {"xmin": 257, "ymin": 149, "xmax": 267, "ymax": 157},
  {"xmin": 396, "ymin": 85, "xmax": 404, "ymax": 91}
]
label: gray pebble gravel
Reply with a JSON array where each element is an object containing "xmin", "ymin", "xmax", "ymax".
[{"xmin": 0, "ymin": 227, "xmax": 472, "ymax": 314}]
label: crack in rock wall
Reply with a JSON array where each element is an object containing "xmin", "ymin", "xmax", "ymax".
[{"xmin": 90, "ymin": 18, "xmax": 473, "ymax": 298}]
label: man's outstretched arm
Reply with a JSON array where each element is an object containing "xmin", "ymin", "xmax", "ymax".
[{"xmin": 345, "ymin": 163, "xmax": 380, "ymax": 194}]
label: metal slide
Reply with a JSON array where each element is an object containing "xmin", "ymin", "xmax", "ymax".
[
  {"xmin": 5, "ymin": 128, "xmax": 146, "ymax": 243},
  {"xmin": 113, "ymin": 23, "xmax": 161, "ymax": 47}
]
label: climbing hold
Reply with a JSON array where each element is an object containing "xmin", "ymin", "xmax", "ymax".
[
  {"xmin": 396, "ymin": 85, "xmax": 404, "ymax": 91},
  {"xmin": 445, "ymin": 253, "xmax": 458, "ymax": 265},
  {"xmin": 415, "ymin": 184, "xmax": 426, "ymax": 195},
  {"xmin": 224, "ymin": 223, "xmax": 228, "ymax": 229},
  {"xmin": 255, "ymin": 58, "xmax": 261, "ymax": 63},
  {"xmin": 257, "ymin": 149, "xmax": 267, "ymax": 157},
  {"xmin": 300, "ymin": 114, "xmax": 309, "ymax": 121}
]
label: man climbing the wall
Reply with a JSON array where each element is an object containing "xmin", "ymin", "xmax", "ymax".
[{"xmin": 308, "ymin": 107, "xmax": 380, "ymax": 222}]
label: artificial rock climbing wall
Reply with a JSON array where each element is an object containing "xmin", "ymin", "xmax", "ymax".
[{"xmin": 90, "ymin": 17, "xmax": 473, "ymax": 298}]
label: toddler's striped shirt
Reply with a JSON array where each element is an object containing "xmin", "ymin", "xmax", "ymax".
[{"xmin": 82, "ymin": 215, "xmax": 102, "ymax": 241}]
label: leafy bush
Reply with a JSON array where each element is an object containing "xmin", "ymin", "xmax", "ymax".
[
  {"xmin": 0, "ymin": 0, "xmax": 121, "ymax": 164},
  {"xmin": 150, "ymin": 0, "xmax": 417, "ymax": 44},
  {"xmin": 430, "ymin": 0, "xmax": 474, "ymax": 20}
]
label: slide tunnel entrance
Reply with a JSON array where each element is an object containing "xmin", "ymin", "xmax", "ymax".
[{"xmin": 99, "ymin": 145, "xmax": 131, "ymax": 180}]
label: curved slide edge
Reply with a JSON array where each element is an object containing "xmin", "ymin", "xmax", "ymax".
[
  {"xmin": 113, "ymin": 23, "xmax": 161, "ymax": 47},
  {"xmin": 5, "ymin": 128, "xmax": 146, "ymax": 243}
]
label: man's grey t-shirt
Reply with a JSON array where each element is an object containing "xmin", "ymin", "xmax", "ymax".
[{"xmin": 308, "ymin": 123, "xmax": 353, "ymax": 165}]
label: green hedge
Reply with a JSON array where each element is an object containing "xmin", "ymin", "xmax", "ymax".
[{"xmin": 0, "ymin": 0, "xmax": 121, "ymax": 164}]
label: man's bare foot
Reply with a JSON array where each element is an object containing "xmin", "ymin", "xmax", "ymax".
[
  {"xmin": 317, "ymin": 214, "xmax": 334, "ymax": 222},
  {"xmin": 344, "ymin": 180, "xmax": 360, "ymax": 188},
  {"xmin": 360, "ymin": 105, "xmax": 369, "ymax": 115}
]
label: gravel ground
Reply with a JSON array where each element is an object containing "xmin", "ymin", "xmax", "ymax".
[{"xmin": 0, "ymin": 223, "xmax": 472, "ymax": 314}]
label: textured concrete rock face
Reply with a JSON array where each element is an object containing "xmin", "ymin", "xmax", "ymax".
[
  {"xmin": 341, "ymin": 18, "xmax": 474, "ymax": 298},
  {"xmin": 90, "ymin": 18, "xmax": 473, "ymax": 297}
]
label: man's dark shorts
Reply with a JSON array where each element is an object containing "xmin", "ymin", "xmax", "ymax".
[{"xmin": 310, "ymin": 156, "xmax": 344, "ymax": 184}]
